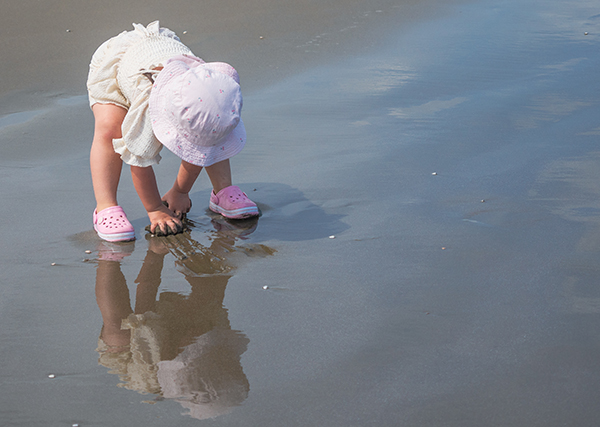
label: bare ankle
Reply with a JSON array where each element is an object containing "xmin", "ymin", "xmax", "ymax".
[{"xmin": 96, "ymin": 202, "xmax": 119, "ymax": 212}]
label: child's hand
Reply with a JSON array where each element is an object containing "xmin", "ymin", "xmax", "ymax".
[
  {"xmin": 147, "ymin": 204, "xmax": 183, "ymax": 235},
  {"xmin": 162, "ymin": 188, "xmax": 192, "ymax": 219}
]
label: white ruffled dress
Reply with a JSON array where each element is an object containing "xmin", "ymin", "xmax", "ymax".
[{"xmin": 87, "ymin": 21, "xmax": 193, "ymax": 166}]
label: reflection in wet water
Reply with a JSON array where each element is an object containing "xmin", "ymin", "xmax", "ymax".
[
  {"xmin": 337, "ymin": 61, "xmax": 415, "ymax": 95},
  {"xmin": 389, "ymin": 96, "xmax": 467, "ymax": 121},
  {"xmin": 530, "ymin": 151, "xmax": 600, "ymax": 316},
  {"xmin": 94, "ymin": 217, "xmax": 274, "ymax": 420},
  {"xmin": 513, "ymin": 94, "xmax": 592, "ymax": 130},
  {"xmin": 531, "ymin": 151, "xmax": 600, "ymax": 227}
]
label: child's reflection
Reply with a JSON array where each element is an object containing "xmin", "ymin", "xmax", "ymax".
[{"xmin": 94, "ymin": 218, "xmax": 270, "ymax": 419}]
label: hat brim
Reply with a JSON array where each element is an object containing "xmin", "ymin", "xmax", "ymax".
[
  {"xmin": 154, "ymin": 114, "xmax": 246, "ymax": 167},
  {"xmin": 149, "ymin": 60, "xmax": 246, "ymax": 167}
]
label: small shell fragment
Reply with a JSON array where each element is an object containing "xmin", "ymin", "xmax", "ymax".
[
  {"xmin": 481, "ymin": 199, "xmax": 485, "ymax": 203},
  {"xmin": 48, "ymin": 374, "xmax": 55, "ymax": 379},
  {"xmin": 329, "ymin": 235, "xmax": 335, "ymax": 239},
  {"xmin": 85, "ymin": 250, "xmax": 92, "ymax": 254},
  {"xmin": 182, "ymin": 30, "xmax": 188, "ymax": 34},
  {"xmin": 259, "ymin": 36, "xmax": 264, "ymax": 39},
  {"xmin": 51, "ymin": 262, "xmax": 56, "ymax": 266},
  {"xmin": 584, "ymin": 32, "xmax": 588, "ymax": 35},
  {"xmin": 66, "ymin": 29, "xmax": 71, "ymax": 33},
  {"xmin": 431, "ymin": 172, "xmax": 437, "ymax": 175},
  {"xmin": 262, "ymin": 285, "xmax": 269, "ymax": 290}
]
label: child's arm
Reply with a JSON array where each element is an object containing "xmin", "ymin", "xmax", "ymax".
[
  {"xmin": 162, "ymin": 160, "xmax": 203, "ymax": 217},
  {"xmin": 131, "ymin": 165, "xmax": 183, "ymax": 234}
]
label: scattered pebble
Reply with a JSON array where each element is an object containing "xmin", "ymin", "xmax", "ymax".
[
  {"xmin": 72, "ymin": 424, "xmax": 80, "ymax": 427},
  {"xmin": 584, "ymin": 32, "xmax": 588, "ymax": 35},
  {"xmin": 84, "ymin": 250, "xmax": 92, "ymax": 254},
  {"xmin": 441, "ymin": 247, "xmax": 446, "ymax": 250},
  {"xmin": 48, "ymin": 374, "xmax": 55, "ymax": 379},
  {"xmin": 431, "ymin": 172, "xmax": 437, "ymax": 176},
  {"xmin": 262, "ymin": 285, "xmax": 269, "ymax": 290},
  {"xmin": 481, "ymin": 199, "xmax": 485, "ymax": 203},
  {"xmin": 66, "ymin": 29, "xmax": 71, "ymax": 33},
  {"xmin": 259, "ymin": 36, "xmax": 264, "ymax": 39},
  {"xmin": 51, "ymin": 262, "xmax": 56, "ymax": 266},
  {"xmin": 329, "ymin": 235, "xmax": 336, "ymax": 239},
  {"xmin": 182, "ymin": 30, "xmax": 188, "ymax": 34}
]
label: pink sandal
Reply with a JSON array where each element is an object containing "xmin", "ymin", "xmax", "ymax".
[
  {"xmin": 93, "ymin": 206, "xmax": 136, "ymax": 242},
  {"xmin": 209, "ymin": 185, "xmax": 259, "ymax": 219}
]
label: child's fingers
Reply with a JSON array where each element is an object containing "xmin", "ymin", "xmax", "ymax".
[
  {"xmin": 173, "ymin": 218, "xmax": 183, "ymax": 234},
  {"xmin": 146, "ymin": 214, "xmax": 183, "ymax": 237},
  {"xmin": 151, "ymin": 221, "xmax": 169, "ymax": 236},
  {"xmin": 167, "ymin": 220, "xmax": 179, "ymax": 235},
  {"xmin": 159, "ymin": 218, "xmax": 182, "ymax": 235}
]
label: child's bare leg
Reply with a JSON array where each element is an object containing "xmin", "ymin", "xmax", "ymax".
[
  {"xmin": 90, "ymin": 104, "xmax": 127, "ymax": 212},
  {"xmin": 205, "ymin": 158, "xmax": 259, "ymax": 218},
  {"xmin": 205, "ymin": 159, "xmax": 233, "ymax": 193},
  {"xmin": 130, "ymin": 165, "xmax": 182, "ymax": 235}
]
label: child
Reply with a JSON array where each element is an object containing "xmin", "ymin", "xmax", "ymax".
[{"xmin": 87, "ymin": 21, "xmax": 259, "ymax": 242}]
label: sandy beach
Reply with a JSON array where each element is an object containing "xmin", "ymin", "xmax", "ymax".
[{"xmin": 2, "ymin": 0, "xmax": 600, "ymax": 425}]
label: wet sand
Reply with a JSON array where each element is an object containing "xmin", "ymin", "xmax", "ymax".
[{"xmin": 2, "ymin": 0, "xmax": 600, "ymax": 425}]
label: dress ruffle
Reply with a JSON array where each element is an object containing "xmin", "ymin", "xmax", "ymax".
[{"xmin": 87, "ymin": 21, "xmax": 193, "ymax": 166}]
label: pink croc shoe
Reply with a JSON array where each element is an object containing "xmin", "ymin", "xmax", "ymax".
[
  {"xmin": 93, "ymin": 206, "xmax": 136, "ymax": 242},
  {"xmin": 209, "ymin": 185, "xmax": 259, "ymax": 219}
]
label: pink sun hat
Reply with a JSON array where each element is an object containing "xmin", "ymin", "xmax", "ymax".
[{"xmin": 149, "ymin": 55, "xmax": 246, "ymax": 167}]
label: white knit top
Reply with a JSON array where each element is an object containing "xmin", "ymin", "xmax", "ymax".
[{"xmin": 87, "ymin": 21, "xmax": 193, "ymax": 166}]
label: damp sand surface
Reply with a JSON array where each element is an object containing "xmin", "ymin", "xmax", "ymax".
[{"xmin": 2, "ymin": 0, "xmax": 600, "ymax": 425}]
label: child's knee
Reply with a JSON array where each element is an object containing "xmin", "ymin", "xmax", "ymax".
[{"xmin": 93, "ymin": 103, "xmax": 127, "ymax": 140}]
